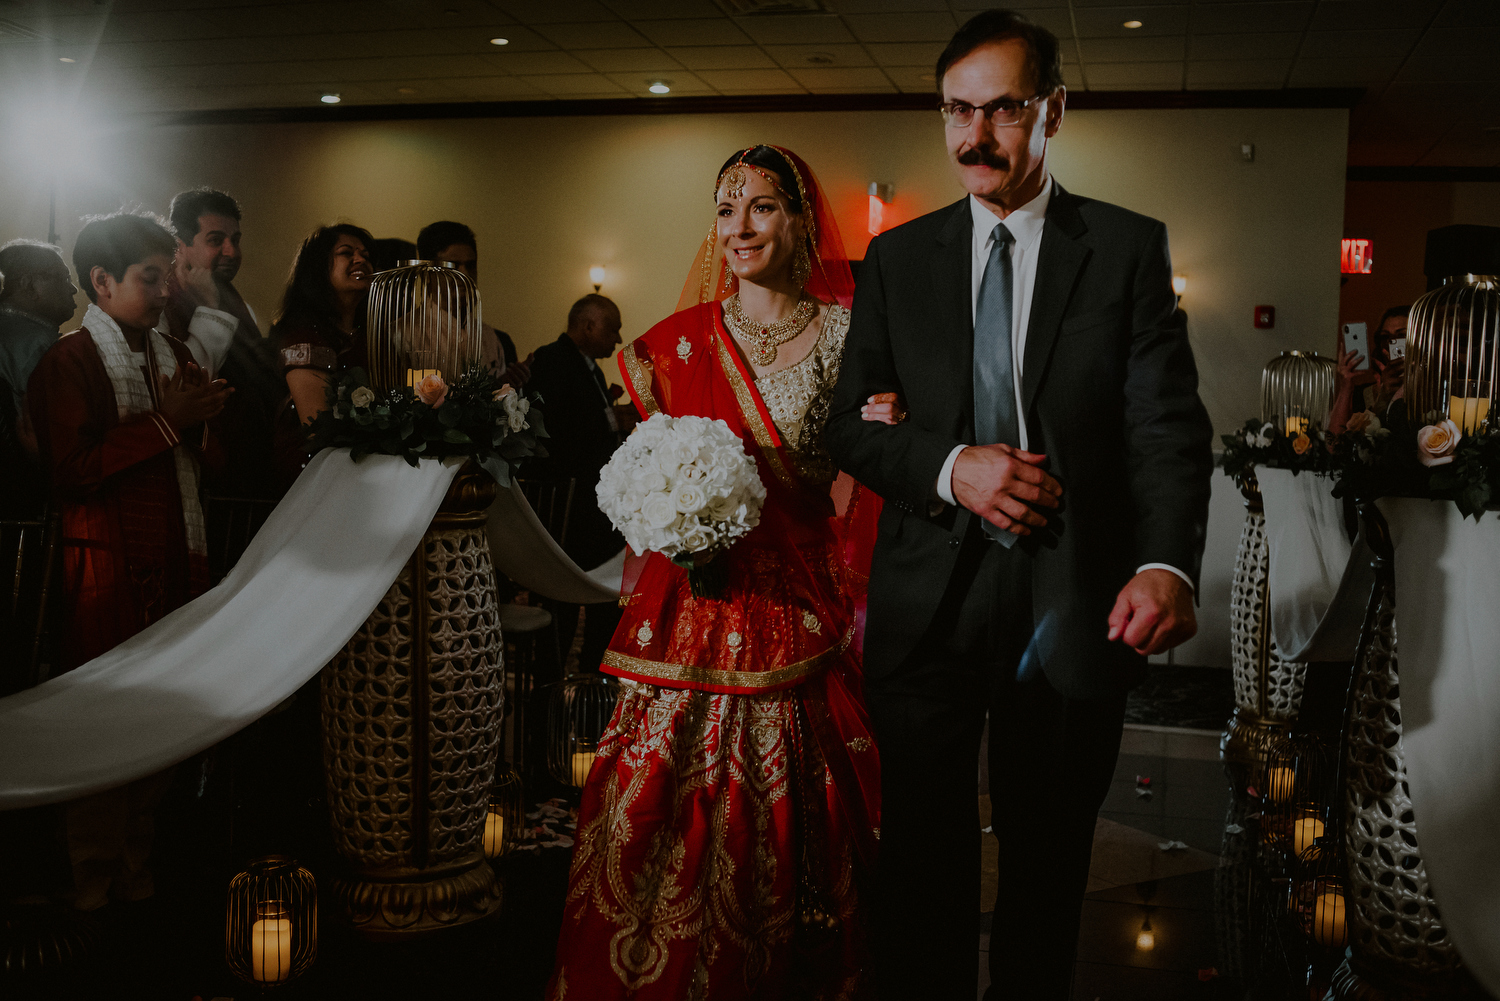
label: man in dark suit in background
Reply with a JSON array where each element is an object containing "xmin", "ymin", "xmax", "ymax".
[
  {"xmin": 825, "ymin": 10, "xmax": 1213, "ymax": 999},
  {"xmin": 527, "ymin": 293, "xmax": 634, "ymax": 671}
]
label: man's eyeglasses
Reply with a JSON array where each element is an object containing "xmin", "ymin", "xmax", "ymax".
[{"xmin": 940, "ymin": 94, "xmax": 1046, "ymax": 129}]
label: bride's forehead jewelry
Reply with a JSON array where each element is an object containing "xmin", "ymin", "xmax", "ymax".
[{"xmin": 716, "ymin": 146, "xmax": 789, "ymax": 203}]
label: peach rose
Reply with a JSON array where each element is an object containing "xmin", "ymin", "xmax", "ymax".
[
  {"xmin": 415, "ymin": 372, "xmax": 448, "ymax": 408},
  {"xmin": 1345, "ymin": 411, "xmax": 1374, "ymax": 436},
  {"xmin": 1292, "ymin": 432, "xmax": 1311, "ymax": 454},
  {"xmin": 1416, "ymin": 420, "xmax": 1460, "ymax": 467},
  {"xmin": 491, "ymin": 383, "xmax": 514, "ymax": 402}
]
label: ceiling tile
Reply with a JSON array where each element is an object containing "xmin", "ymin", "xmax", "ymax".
[
  {"xmin": 1310, "ymin": 0, "xmax": 1443, "ymax": 31},
  {"xmin": 1061, "ymin": 63, "xmax": 1085, "ymax": 88},
  {"xmin": 1079, "ymin": 35, "xmax": 1186, "ymax": 62},
  {"xmin": 1083, "ymin": 61, "xmax": 1184, "ymax": 89},
  {"xmin": 828, "ymin": 0, "xmax": 951, "ymax": 11},
  {"xmin": 1434, "ymin": 1, "xmax": 1500, "ymax": 29},
  {"xmin": 1297, "ymin": 29, "xmax": 1421, "ymax": 61},
  {"xmin": 1398, "ymin": 28, "xmax": 1500, "ymax": 82},
  {"xmin": 599, "ymin": 0, "xmax": 721, "ymax": 17},
  {"xmin": 483, "ymin": 50, "xmax": 596, "ymax": 74},
  {"xmin": 632, "ymin": 18, "xmax": 751, "ymax": 47},
  {"xmin": 1188, "ymin": 32, "xmax": 1300, "ymax": 61},
  {"xmin": 1185, "ymin": 59, "xmax": 1289, "ymax": 86},
  {"xmin": 864, "ymin": 41, "xmax": 946, "ymax": 67},
  {"xmin": 445, "ymin": 74, "xmax": 548, "ymax": 97},
  {"xmin": 692, "ymin": 67, "xmax": 803, "ymax": 91},
  {"xmin": 987, "ymin": 7, "xmax": 1075, "ymax": 38},
  {"xmin": 1071, "ymin": 6, "xmax": 1190, "ymax": 38},
  {"xmin": 885, "ymin": 65, "xmax": 942, "ymax": 93},
  {"xmin": 494, "ymin": 1, "xmax": 618, "ymax": 23},
  {"xmin": 605, "ymin": 70, "xmax": 713, "ymax": 93},
  {"xmin": 841, "ymin": 12, "xmax": 957, "ymax": 43},
  {"xmin": 762, "ymin": 43, "xmax": 874, "ymax": 68},
  {"xmin": 1189, "ymin": 3, "xmax": 1314, "ymax": 35},
  {"xmin": 665, "ymin": 45, "xmax": 777, "ymax": 69},
  {"xmin": 735, "ymin": 14, "xmax": 854, "ymax": 46},
  {"xmin": 519, "ymin": 71, "xmax": 627, "ymax": 94},
  {"xmin": 574, "ymin": 47, "xmax": 683, "ymax": 71},
  {"xmin": 786, "ymin": 66, "xmax": 895, "ymax": 92},
  {"xmin": 1288, "ymin": 56, "xmax": 1402, "ymax": 87},
  {"xmin": 378, "ymin": 79, "xmax": 465, "ymax": 100},
  {"xmin": 534, "ymin": 21, "xmax": 652, "ymax": 48},
  {"xmin": 1071, "ymin": 0, "xmax": 1190, "ymax": 5}
]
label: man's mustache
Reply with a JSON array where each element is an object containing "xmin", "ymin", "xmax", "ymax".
[{"xmin": 957, "ymin": 146, "xmax": 1009, "ymax": 170}]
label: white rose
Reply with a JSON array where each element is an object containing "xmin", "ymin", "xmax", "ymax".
[
  {"xmin": 673, "ymin": 483, "xmax": 708, "ymax": 514},
  {"xmin": 642, "ymin": 493, "xmax": 678, "ymax": 529}
]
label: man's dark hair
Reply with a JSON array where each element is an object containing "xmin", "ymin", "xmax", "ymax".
[
  {"xmin": 417, "ymin": 221, "xmax": 476, "ymax": 261},
  {"xmin": 936, "ymin": 9, "xmax": 1065, "ymax": 96},
  {"xmin": 73, "ymin": 212, "xmax": 175, "ymax": 303},
  {"xmin": 168, "ymin": 187, "xmax": 242, "ymax": 244},
  {"xmin": 716, "ymin": 146, "xmax": 804, "ymax": 214},
  {"xmin": 568, "ymin": 293, "xmax": 616, "ymax": 331},
  {"xmin": 0, "ymin": 240, "xmax": 64, "ymax": 303},
  {"xmin": 272, "ymin": 223, "xmax": 375, "ymax": 336},
  {"xmin": 370, "ymin": 237, "xmax": 417, "ymax": 273}
]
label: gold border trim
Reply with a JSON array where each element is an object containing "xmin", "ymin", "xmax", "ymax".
[
  {"xmin": 603, "ymin": 624, "xmax": 853, "ymax": 691},
  {"xmin": 619, "ymin": 345, "xmax": 660, "ymax": 417},
  {"xmin": 712, "ymin": 326, "xmax": 796, "ymax": 489}
]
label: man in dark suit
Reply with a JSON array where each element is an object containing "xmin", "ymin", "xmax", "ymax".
[
  {"xmin": 825, "ymin": 10, "xmax": 1213, "ymax": 999},
  {"xmin": 527, "ymin": 294, "xmax": 634, "ymax": 670}
]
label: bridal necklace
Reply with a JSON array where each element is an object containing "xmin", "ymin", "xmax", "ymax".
[{"xmin": 723, "ymin": 293, "xmax": 818, "ymax": 367}]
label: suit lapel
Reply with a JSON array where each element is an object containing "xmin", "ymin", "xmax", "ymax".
[
  {"xmin": 1021, "ymin": 187, "xmax": 1090, "ymax": 415},
  {"xmin": 931, "ymin": 199, "xmax": 974, "ymax": 435}
]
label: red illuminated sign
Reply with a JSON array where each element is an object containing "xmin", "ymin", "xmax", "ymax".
[{"xmin": 1341, "ymin": 239, "xmax": 1373, "ymax": 274}]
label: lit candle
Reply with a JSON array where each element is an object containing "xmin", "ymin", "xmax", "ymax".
[
  {"xmin": 483, "ymin": 812, "xmax": 504, "ymax": 857},
  {"xmin": 250, "ymin": 906, "xmax": 293, "ymax": 983},
  {"xmin": 406, "ymin": 368, "xmax": 441, "ymax": 389},
  {"xmin": 1448, "ymin": 395, "xmax": 1490, "ymax": 435},
  {"xmin": 1266, "ymin": 766, "xmax": 1295, "ymax": 803},
  {"xmin": 1293, "ymin": 814, "xmax": 1325, "ymax": 856},
  {"xmin": 571, "ymin": 750, "xmax": 596, "ymax": 788},
  {"xmin": 1284, "ymin": 416, "xmax": 1306, "ymax": 436},
  {"xmin": 1313, "ymin": 890, "xmax": 1347, "ymax": 948}
]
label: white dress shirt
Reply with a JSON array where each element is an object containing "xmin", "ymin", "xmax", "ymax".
[{"xmin": 932, "ymin": 180, "xmax": 1193, "ymax": 590}]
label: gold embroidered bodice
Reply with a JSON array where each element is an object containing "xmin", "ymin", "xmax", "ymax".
[{"xmin": 756, "ymin": 303, "xmax": 850, "ymax": 484}]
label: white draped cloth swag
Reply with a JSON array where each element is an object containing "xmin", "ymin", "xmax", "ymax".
[
  {"xmin": 1381, "ymin": 498, "xmax": 1500, "ymax": 997},
  {"xmin": 1257, "ymin": 466, "xmax": 1374, "ymax": 662}
]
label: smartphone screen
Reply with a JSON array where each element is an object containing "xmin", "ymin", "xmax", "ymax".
[
  {"xmin": 1390, "ymin": 337, "xmax": 1406, "ymax": 360},
  {"xmin": 1343, "ymin": 323, "xmax": 1370, "ymax": 370}
]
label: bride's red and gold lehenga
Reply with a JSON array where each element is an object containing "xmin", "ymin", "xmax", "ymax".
[{"xmin": 548, "ymin": 147, "xmax": 880, "ymax": 1001}]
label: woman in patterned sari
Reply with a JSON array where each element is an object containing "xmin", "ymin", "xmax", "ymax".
[{"xmin": 548, "ymin": 145, "xmax": 881, "ymax": 1000}]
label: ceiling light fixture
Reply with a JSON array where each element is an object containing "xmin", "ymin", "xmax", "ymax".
[
  {"xmin": 806, "ymin": 52, "xmax": 835, "ymax": 65},
  {"xmin": 648, "ymin": 81, "xmax": 671, "ymax": 94},
  {"xmin": 1123, "ymin": 19, "xmax": 1143, "ymax": 28},
  {"xmin": 489, "ymin": 37, "xmax": 509, "ymax": 45},
  {"xmin": 58, "ymin": 56, "xmax": 75, "ymax": 63},
  {"xmin": 321, "ymin": 93, "xmax": 341, "ymax": 104}
]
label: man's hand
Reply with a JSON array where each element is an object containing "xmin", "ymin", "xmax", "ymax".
[
  {"xmin": 1107, "ymin": 568, "xmax": 1196, "ymax": 656},
  {"xmin": 175, "ymin": 256, "xmax": 221, "ymax": 311},
  {"xmin": 950, "ymin": 443, "xmax": 1062, "ymax": 537},
  {"xmin": 158, "ymin": 362, "xmax": 232, "ymax": 428},
  {"xmin": 501, "ymin": 352, "xmax": 534, "ymax": 388}
]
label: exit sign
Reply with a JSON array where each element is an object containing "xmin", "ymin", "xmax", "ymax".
[{"xmin": 1341, "ymin": 239, "xmax": 1373, "ymax": 274}]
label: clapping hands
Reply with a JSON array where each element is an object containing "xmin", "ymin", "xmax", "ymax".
[{"xmin": 158, "ymin": 361, "xmax": 232, "ymax": 428}]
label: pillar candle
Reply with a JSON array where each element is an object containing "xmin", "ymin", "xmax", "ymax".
[
  {"xmin": 1293, "ymin": 815, "xmax": 1325, "ymax": 856},
  {"xmin": 250, "ymin": 914, "xmax": 293, "ymax": 983},
  {"xmin": 571, "ymin": 750, "xmax": 597, "ymax": 788},
  {"xmin": 1448, "ymin": 395, "xmax": 1490, "ymax": 435},
  {"xmin": 1283, "ymin": 416, "xmax": 1306, "ymax": 436},
  {"xmin": 1313, "ymin": 890, "xmax": 1347, "ymax": 948},
  {"xmin": 483, "ymin": 812, "xmax": 504, "ymax": 858},
  {"xmin": 1266, "ymin": 766, "xmax": 1295, "ymax": 802}
]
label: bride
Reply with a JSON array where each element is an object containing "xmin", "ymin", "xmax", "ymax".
[{"xmin": 548, "ymin": 145, "xmax": 885, "ymax": 1000}]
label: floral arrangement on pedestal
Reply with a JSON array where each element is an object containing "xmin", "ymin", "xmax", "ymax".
[
  {"xmin": 305, "ymin": 366, "xmax": 546, "ymax": 483},
  {"xmin": 1218, "ymin": 417, "xmax": 1337, "ymax": 490},
  {"xmin": 1331, "ymin": 409, "xmax": 1500, "ymax": 521}
]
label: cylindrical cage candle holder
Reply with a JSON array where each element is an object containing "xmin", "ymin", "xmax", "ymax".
[
  {"xmin": 1260, "ymin": 350, "xmax": 1336, "ymax": 434},
  {"xmin": 1289, "ymin": 837, "xmax": 1348, "ymax": 952},
  {"xmin": 1406, "ymin": 273, "xmax": 1500, "ymax": 433},
  {"xmin": 485, "ymin": 762, "xmax": 526, "ymax": 859},
  {"xmin": 546, "ymin": 674, "xmax": 619, "ymax": 789},
  {"xmin": 365, "ymin": 260, "xmax": 485, "ymax": 392},
  {"xmin": 225, "ymin": 856, "xmax": 317, "ymax": 987},
  {"xmin": 1259, "ymin": 731, "xmax": 1334, "ymax": 865}
]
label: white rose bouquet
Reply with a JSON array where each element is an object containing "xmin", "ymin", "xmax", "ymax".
[{"xmin": 596, "ymin": 413, "xmax": 766, "ymax": 597}]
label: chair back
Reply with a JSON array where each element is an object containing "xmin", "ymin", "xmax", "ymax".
[
  {"xmin": 0, "ymin": 511, "xmax": 62, "ymax": 693},
  {"xmin": 517, "ymin": 478, "xmax": 576, "ymax": 551},
  {"xmin": 204, "ymin": 495, "xmax": 277, "ymax": 584}
]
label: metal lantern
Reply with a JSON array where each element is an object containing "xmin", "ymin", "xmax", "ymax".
[
  {"xmin": 1258, "ymin": 731, "xmax": 1334, "ymax": 866},
  {"xmin": 1260, "ymin": 350, "xmax": 1336, "ymax": 434},
  {"xmin": 1406, "ymin": 273, "xmax": 1500, "ymax": 433},
  {"xmin": 546, "ymin": 673, "xmax": 619, "ymax": 789},
  {"xmin": 225, "ymin": 856, "xmax": 317, "ymax": 988},
  {"xmin": 365, "ymin": 260, "xmax": 485, "ymax": 392},
  {"xmin": 485, "ymin": 761, "xmax": 526, "ymax": 859},
  {"xmin": 1289, "ymin": 837, "xmax": 1348, "ymax": 952}
]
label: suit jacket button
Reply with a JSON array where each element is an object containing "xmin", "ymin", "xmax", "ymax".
[{"xmin": 948, "ymin": 537, "xmax": 960, "ymax": 549}]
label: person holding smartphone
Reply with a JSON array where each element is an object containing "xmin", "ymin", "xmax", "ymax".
[{"xmin": 1329, "ymin": 304, "xmax": 1408, "ymax": 434}]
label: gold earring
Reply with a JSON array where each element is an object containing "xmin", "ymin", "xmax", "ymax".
[
  {"xmin": 720, "ymin": 256, "xmax": 735, "ymax": 292},
  {"xmin": 793, "ymin": 240, "xmax": 811, "ymax": 290}
]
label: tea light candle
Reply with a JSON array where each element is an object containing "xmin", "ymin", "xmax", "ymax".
[
  {"xmin": 407, "ymin": 368, "xmax": 441, "ymax": 389},
  {"xmin": 1448, "ymin": 395, "xmax": 1490, "ymax": 435},
  {"xmin": 1266, "ymin": 766, "xmax": 1295, "ymax": 803},
  {"xmin": 483, "ymin": 812, "xmax": 504, "ymax": 858},
  {"xmin": 250, "ymin": 909, "xmax": 293, "ymax": 983},
  {"xmin": 1283, "ymin": 415, "xmax": 1307, "ymax": 436},
  {"xmin": 571, "ymin": 750, "xmax": 597, "ymax": 788},
  {"xmin": 1293, "ymin": 814, "xmax": 1325, "ymax": 856},
  {"xmin": 1313, "ymin": 890, "xmax": 1347, "ymax": 948}
]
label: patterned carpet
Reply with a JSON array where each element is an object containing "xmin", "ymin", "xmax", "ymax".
[{"xmin": 1124, "ymin": 664, "xmax": 1234, "ymax": 731}]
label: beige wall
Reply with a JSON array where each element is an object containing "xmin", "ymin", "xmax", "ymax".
[{"xmin": 0, "ymin": 105, "xmax": 1347, "ymax": 433}]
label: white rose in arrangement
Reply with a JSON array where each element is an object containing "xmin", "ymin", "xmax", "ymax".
[{"xmin": 596, "ymin": 413, "xmax": 767, "ymax": 581}]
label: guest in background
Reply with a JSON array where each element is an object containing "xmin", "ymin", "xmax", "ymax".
[
  {"xmin": 526, "ymin": 294, "xmax": 631, "ymax": 671},
  {"xmin": 1330, "ymin": 305, "xmax": 1408, "ymax": 434},
  {"xmin": 165, "ymin": 188, "xmax": 285, "ymax": 500},
  {"xmin": 269, "ymin": 224, "xmax": 374, "ymax": 486},
  {"xmin": 0, "ymin": 241, "xmax": 77, "ymax": 515},
  {"xmin": 369, "ymin": 237, "xmax": 416, "ymax": 274},
  {"xmin": 416, "ymin": 220, "xmax": 531, "ymax": 387}
]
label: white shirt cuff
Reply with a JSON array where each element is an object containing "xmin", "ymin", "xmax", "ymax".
[
  {"xmin": 185, "ymin": 307, "xmax": 239, "ymax": 375},
  {"xmin": 1137, "ymin": 563, "xmax": 1195, "ymax": 593},
  {"xmin": 603, "ymin": 405, "xmax": 619, "ymax": 434},
  {"xmin": 935, "ymin": 444, "xmax": 967, "ymax": 507}
]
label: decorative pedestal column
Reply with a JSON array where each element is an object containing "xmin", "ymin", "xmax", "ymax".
[
  {"xmin": 321, "ymin": 463, "xmax": 505, "ymax": 939},
  {"xmin": 1223, "ymin": 482, "xmax": 1307, "ymax": 772}
]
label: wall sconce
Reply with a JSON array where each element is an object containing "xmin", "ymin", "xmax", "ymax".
[
  {"xmin": 1172, "ymin": 275, "xmax": 1187, "ymax": 297},
  {"xmin": 868, "ymin": 182, "xmax": 893, "ymax": 237},
  {"xmin": 226, "ymin": 856, "xmax": 317, "ymax": 987},
  {"xmin": 1135, "ymin": 916, "xmax": 1155, "ymax": 951},
  {"xmin": 589, "ymin": 266, "xmax": 606, "ymax": 292}
]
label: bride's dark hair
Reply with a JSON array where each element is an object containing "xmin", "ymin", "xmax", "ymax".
[{"xmin": 716, "ymin": 145, "xmax": 804, "ymax": 214}]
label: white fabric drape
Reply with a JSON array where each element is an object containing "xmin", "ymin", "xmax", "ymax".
[
  {"xmin": 0, "ymin": 450, "xmax": 459, "ymax": 810},
  {"xmin": 1381, "ymin": 498, "xmax": 1500, "ymax": 997},
  {"xmin": 483, "ymin": 472, "xmax": 623, "ymax": 605},
  {"xmin": 1257, "ymin": 466, "xmax": 1373, "ymax": 662}
]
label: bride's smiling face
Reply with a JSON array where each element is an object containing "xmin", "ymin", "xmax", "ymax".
[{"xmin": 716, "ymin": 169, "xmax": 805, "ymax": 289}]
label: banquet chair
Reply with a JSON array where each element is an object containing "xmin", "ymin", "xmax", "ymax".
[
  {"xmin": 0, "ymin": 509, "xmax": 61, "ymax": 693},
  {"xmin": 204, "ymin": 495, "xmax": 277, "ymax": 584}
]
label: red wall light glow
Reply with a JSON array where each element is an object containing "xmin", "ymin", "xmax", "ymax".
[
  {"xmin": 868, "ymin": 194, "xmax": 884, "ymax": 236},
  {"xmin": 1341, "ymin": 238, "xmax": 1373, "ymax": 275}
]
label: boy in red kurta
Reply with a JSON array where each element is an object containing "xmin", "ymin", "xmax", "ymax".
[
  {"xmin": 26, "ymin": 212, "xmax": 231, "ymax": 910},
  {"xmin": 28, "ymin": 212, "xmax": 231, "ymax": 675}
]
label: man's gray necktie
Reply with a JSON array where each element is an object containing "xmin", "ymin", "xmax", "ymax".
[{"xmin": 973, "ymin": 222, "xmax": 1019, "ymax": 546}]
